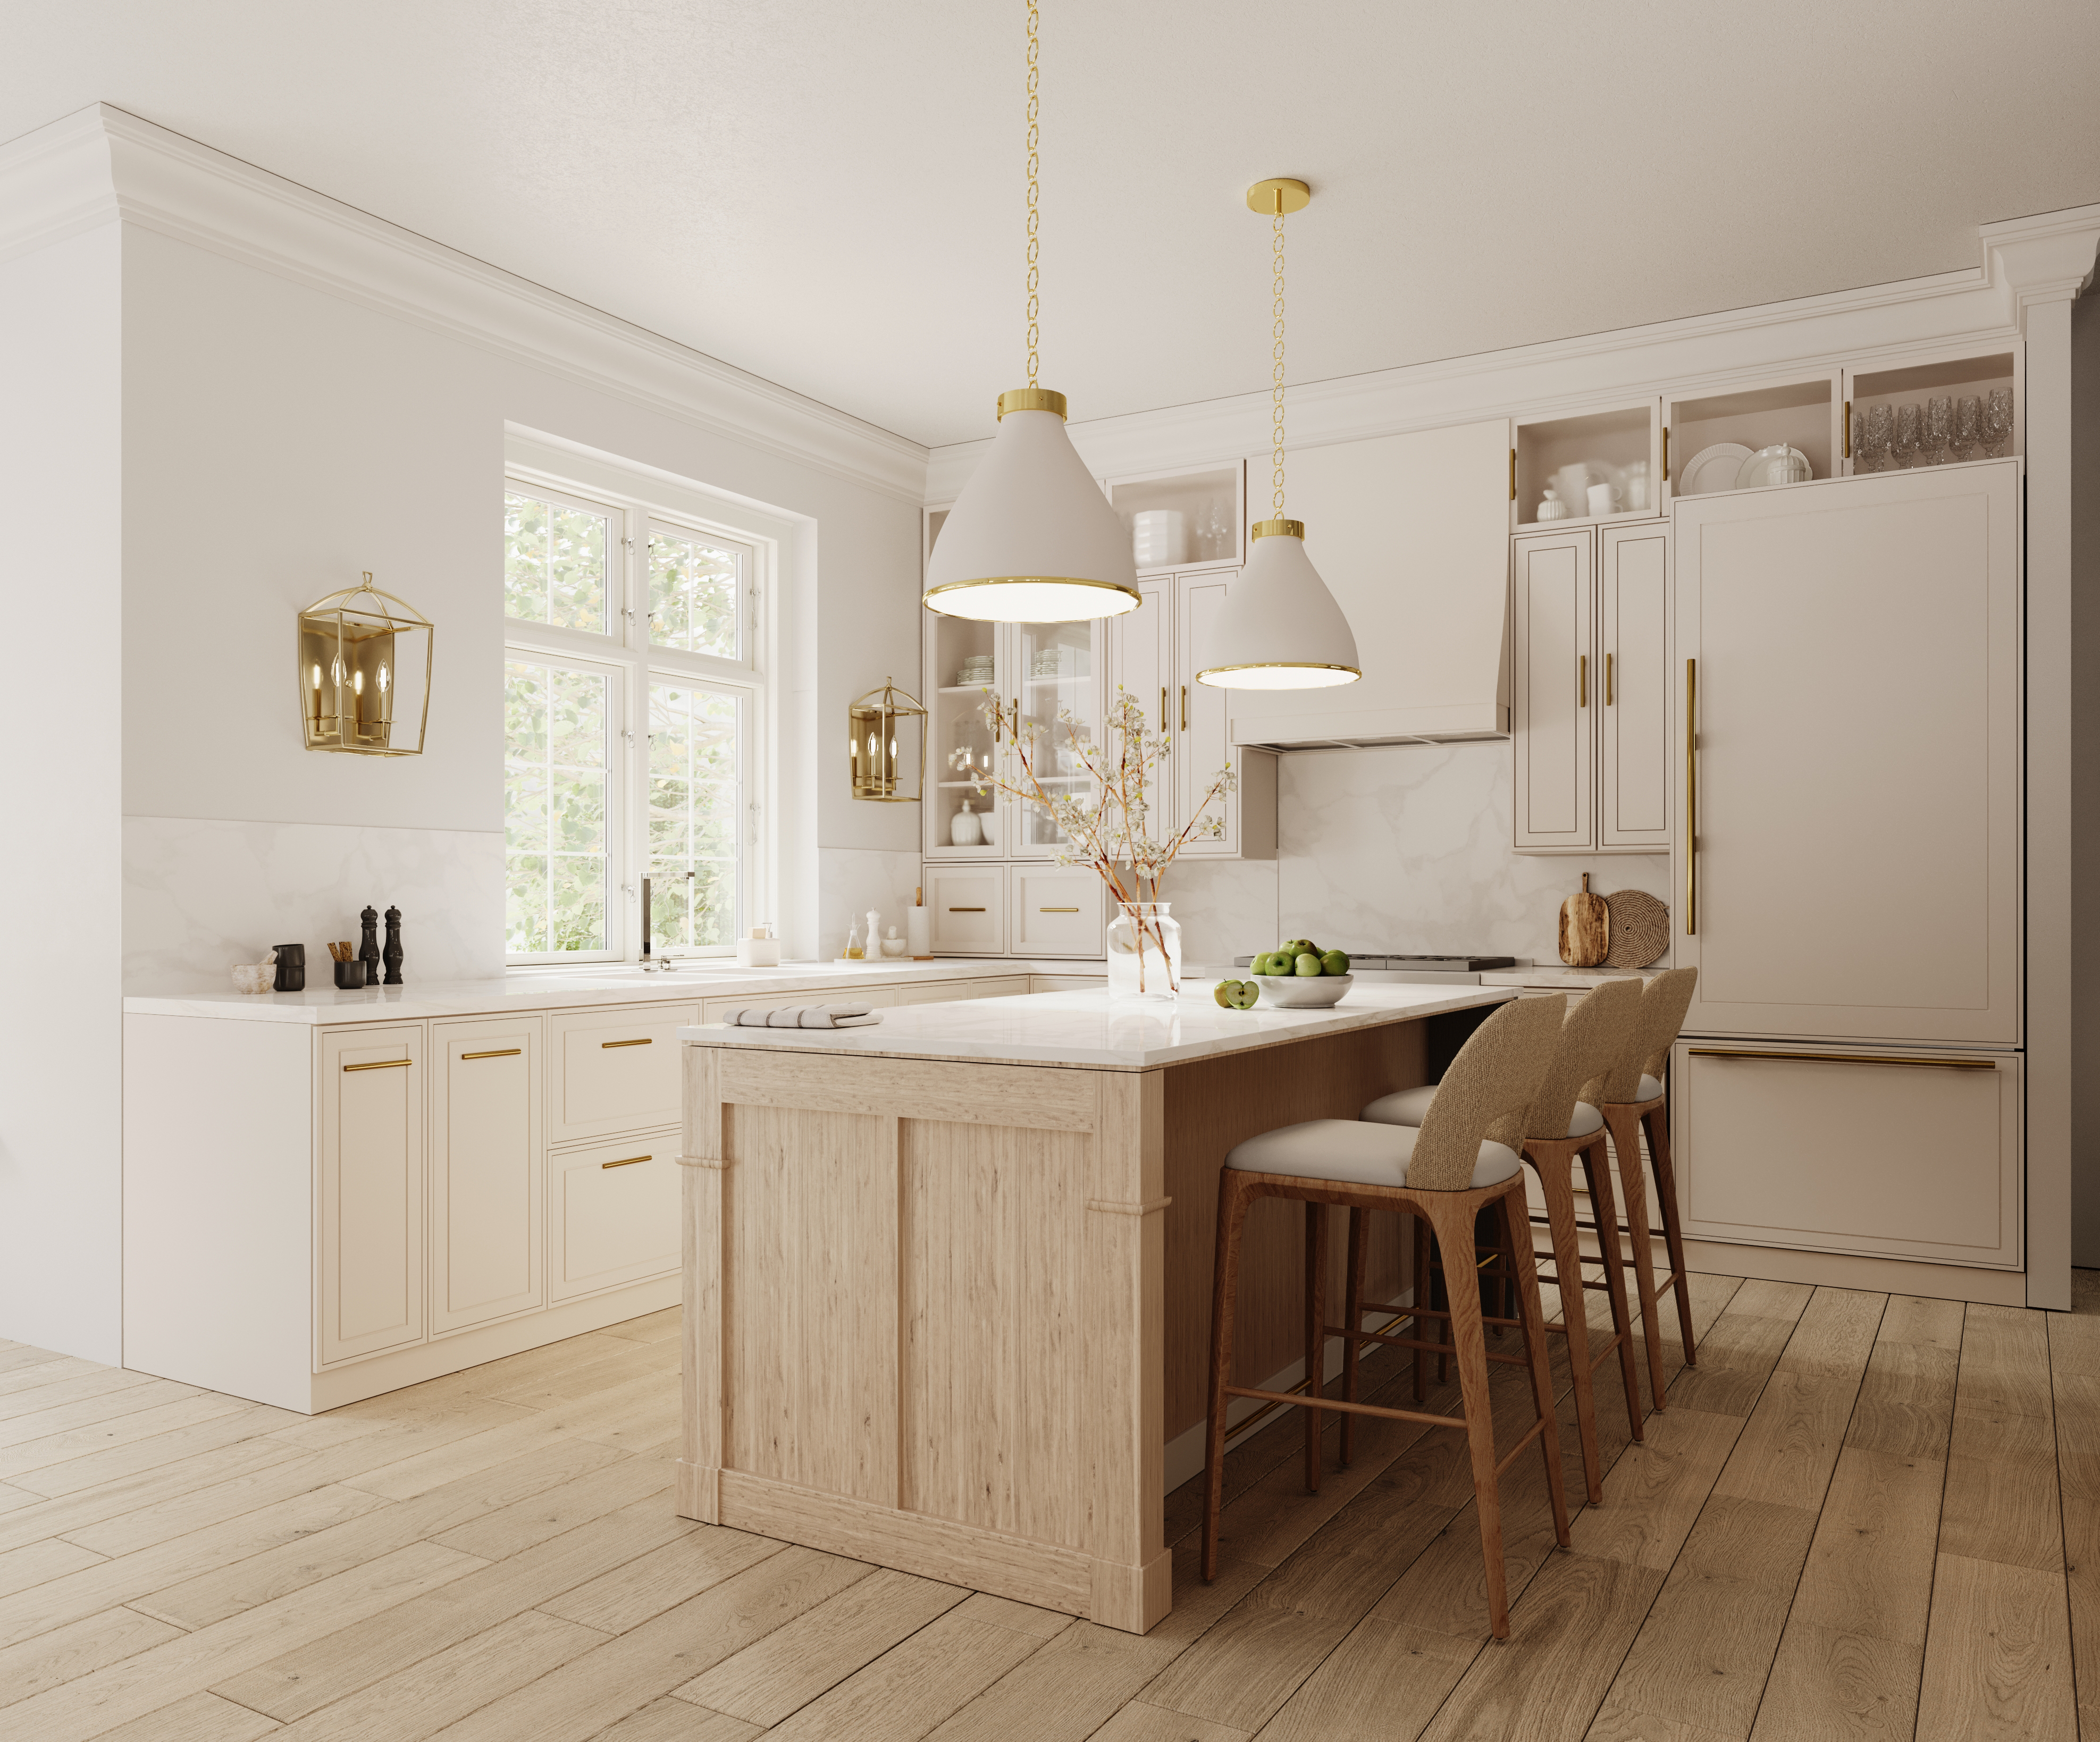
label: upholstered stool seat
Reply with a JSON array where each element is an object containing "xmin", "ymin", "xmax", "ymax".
[
  {"xmin": 1635, "ymin": 1072, "xmax": 1663, "ymax": 1100},
  {"xmin": 1363, "ymin": 1085, "xmax": 1603, "ymax": 1140},
  {"xmin": 1226, "ymin": 1119, "xmax": 1522, "ymax": 1190}
]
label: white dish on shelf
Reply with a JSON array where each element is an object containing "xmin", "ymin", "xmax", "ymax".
[
  {"xmin": 1735, "ymin": 445, "xmax": 1812, "ymax": 490},
  {"xmin": 1675, "ymin": 442, "xmax": 1755, "ymax": 496}
]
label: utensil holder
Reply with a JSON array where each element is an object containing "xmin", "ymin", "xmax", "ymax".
[{"xmin": 333, "ymin": 958, "xmax": 366, "ymax": 990}]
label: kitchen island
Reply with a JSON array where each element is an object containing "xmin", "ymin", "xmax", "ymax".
[{"xmin": 675, "ymin": 981, "xmax": 1512, "ymax": 1634}]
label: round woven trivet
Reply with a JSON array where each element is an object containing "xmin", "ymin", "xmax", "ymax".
[{"xmin": 1602, "ymin": 889, "xmax": 1670, "ymax": 967}]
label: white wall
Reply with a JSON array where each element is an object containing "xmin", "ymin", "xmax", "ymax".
[{"xmin": 0, "ymin": 221, "xmax": 124, "ymax": 1362}]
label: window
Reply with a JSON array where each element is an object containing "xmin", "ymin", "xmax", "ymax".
[{"xmin": 501, "ymin": 475, "xmax": 763, "ymax": 963}]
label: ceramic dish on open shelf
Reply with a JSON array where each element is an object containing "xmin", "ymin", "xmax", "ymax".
[{"xmin": 1676, "ymin": 442, "xmax": 1754, "ymax": 495}]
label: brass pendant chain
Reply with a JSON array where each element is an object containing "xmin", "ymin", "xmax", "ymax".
[
  {"xmin": 1025, "ymin": 0, "xmax": 1040, "ymax": 389},
  {"xmin": 1271, "ymin": 207, "xmax": 1287, "ymax": 516}
]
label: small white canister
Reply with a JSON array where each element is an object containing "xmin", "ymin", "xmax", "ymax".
[{"xmin": 1132, "ymin": 509, "xmax": 1188, "ymax": 568}]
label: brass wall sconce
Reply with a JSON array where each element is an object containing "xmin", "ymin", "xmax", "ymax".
[
  {"xmin": 849, "ymin": 678, "xmax": 926, "ymax": 802},
  {"xmin": 299, "ymin": 573, "xmax": 433, "ymax": 755}
]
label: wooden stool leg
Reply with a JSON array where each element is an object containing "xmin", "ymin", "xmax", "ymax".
[
  {"xmin": 1533, "ymin": 1152, "xmax": 1606, "ymax": 1504},
  {"xmin": 1502, "ymin": 1185, "xmax": 1571, "ymax": 1551},
  {"xmin": 1429, "ymin": 1196, "xmax": 1513, "ymax": 1639},
  {"xmin": 1646, "ymin": 1104, "xmax": 1698, "ymax": 1369},
  {"xmin": 1609, "ymin": 1108, "xmax": 1670, "ymax": 1414},
  {"xmin": 1411, "ymin": 1216, "xmax": 1431, "ymax": 1403},
  {"xmin": 1579, "ymin": 1137, "xmax": 1646, "ymax": 1445},
  {"xmin": 1340, "ymin": 1207, "xmax": 1367, "ymax": 1467},
  {"xmin": 1202, "ymin": 1171, "xmax": 1252, "ymax": 1582},
  {"xmin": 1303, "ymin": 1201, "xmax": 1330, "ymax": 1493}
]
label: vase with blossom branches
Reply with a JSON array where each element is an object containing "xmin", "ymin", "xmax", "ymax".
[{"xmin": 953, "ymin": 687, "xmax": 1235, "ymax": 1002}]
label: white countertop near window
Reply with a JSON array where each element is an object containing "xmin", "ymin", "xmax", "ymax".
[
  {"xmin": 681, "ymin": 982, "xmax": 1514, "ymax": 1072},
  {"xmin": 122, "ymin": 957, "xmax": 1106, "ymax": 1025}
]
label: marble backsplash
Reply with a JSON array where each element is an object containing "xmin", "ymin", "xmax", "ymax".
[
  {"xmin": 124, "ymin": 815, "xmax": 506, "ymax": 994},
  {"xmin": 1274, "ymin": 740, "xmax": 1674, "ymax": 964},
  {"xmin": 816, "ymin": 846, "xmax": 926, "ymax": 959}
]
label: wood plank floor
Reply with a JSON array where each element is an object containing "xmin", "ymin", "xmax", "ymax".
[{"xmin": 0, "ymin": 1268, "xmax": 2093, "ymax": 1741}]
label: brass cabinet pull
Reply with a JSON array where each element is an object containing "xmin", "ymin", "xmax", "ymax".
[
  {"xmin": 1688, "ymin": 1048, "xmax": 1996, "ymax": 1072},
  {"xmin": 1160, "ymin": 686, "xmax": 1167, "ymax": 731},
  {"xmin": 1843, "ymin": 399, "xmax": 1852, "ymax": 460},
  {"xmin": 1180, "ymin": 685, "xmax": 1188, "ymax": 731},
  {"xmin": 1685, "ymin": 658, "xmax": 1698, "ymax": 935},
  {"xmin": 601, "ymin": 1037, "xmax": 653, "ymax": 1049},
  {"xmin": 1605, "ymin": 652, "xmax": 1614, "ymax": 706},
  {"xmin": 1661, "ymin": 427, "xmax": 1670, "ymax": 483},
  {"xmin": 461, "ymin": 1047, "xmax": 520, "ymax": 1061},
  {"xmin": 343, "ymin": 1057, "xmax": 410, "ymax": 1072},
  {"xmin": 948, "ymin": 906, "xmax": 986, "ymax": 912},
  {"xmin": 601, "ymin": 1154, "xmax": 652, "ymax": 1169},
  {"xmin": 1508, "ymin": 448, "xmax": 1517, "ymax": 501},
  {"xmin": 1578, "ymin": 653, "xmax": 1587, "ymax": 708},
  {"xmin": 1039, "ymin": 906, "xmax": 1080, "ymax": 913}
]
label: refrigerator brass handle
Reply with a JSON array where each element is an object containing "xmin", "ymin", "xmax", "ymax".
[
  {"xmin": 1685, "ymin": 659, "xmax": 1698, "ymax": 936},
  {"xmin": 601, "ymin": 1037, "xmax": 653, "ymax": 1049},
  {"xmin": 1181, "ymin": 685, "xmax": 1188, "ymax": 731},
  {"xmin": 1038, "ymin": 906, "xmax": 1081, "ymax": 913},
  {"xmin": 1687, "ymin": 1048, "xmax": 1996, "ymax": 1072},
  {"xmin": 1605, "ymin": 652, "xmax": 1614, "ymax": 707},
  {"xmin": 1508, "ymin": 448, "xmax": 1516, "ymax": 501},
  {"xmin": 460, "ymin": 1047, "xmax": 520, "ymax": 1061},
  {"xmin": 601, "ymin": 1154, "xmax": 652, "ymax": 1169},
  {"xmin": 948, "ymin": 906, "xmax": 986, "ymax": 912},
  {"xmin": 1661, "ymin": 426, "xmax": 1670, "ymax": 483},
  {"xmin": 343, "ymin": 1057, "xmax": 410, "ymax": 1072},
  {"xmin": 1843, "ymin": 399, "xmax": 1852, "ymax": 460},
  {"xmin": 1160, "ymin": 687, "xmax": 1167, "ymax": 732},
  {"xmin": 1578, "ymin": 654, "xmax": 1587, "ymax": 708}
]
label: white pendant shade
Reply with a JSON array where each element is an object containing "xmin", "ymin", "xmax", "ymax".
[
  {"xmin": 1195, "ymin": 523, "xmax": 1361, "ymax": 688},
  {"xmin": 923, "ymin": 403, "xmax": 1139, "ymax": 623}
]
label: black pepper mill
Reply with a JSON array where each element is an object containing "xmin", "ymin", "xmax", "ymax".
[
  {"xmin": 382, "ymin": 905, "xmax": 404, "ymax": 984},
  {"xmin": 358, "ymin": 907, "xmax": 382, "ymax": 989}
]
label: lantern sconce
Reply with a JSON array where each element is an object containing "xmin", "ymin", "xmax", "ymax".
[
  {"xmin": 848, "ymin": 678, "xmax": 926, "ymax": 802},
  {"xmin": 298, "ymin": 572, "xmax": 434, "ymax": 755}
]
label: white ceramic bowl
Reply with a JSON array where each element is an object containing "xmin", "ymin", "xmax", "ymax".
[{"xmin": 1253, "ymin": 972, "xmax": 1352, "ymax": 1009}]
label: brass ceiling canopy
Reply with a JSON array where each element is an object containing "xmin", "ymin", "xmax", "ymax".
[{"xmin": 1245, "ymin": 178, "xmax": 1311, "ymax": 216}]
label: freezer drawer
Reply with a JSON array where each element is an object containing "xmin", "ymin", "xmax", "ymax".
[{"xmin": 1670, "ymin": 1039, "xmax": 2020, "ymax": 1269}]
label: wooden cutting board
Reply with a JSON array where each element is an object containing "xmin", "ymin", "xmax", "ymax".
[{"xmin": 1558, "ymin": 874, "xmax": 1611, "ymax": 967}]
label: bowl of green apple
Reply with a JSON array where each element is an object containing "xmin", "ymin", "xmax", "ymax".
[{"xmin": 1246, "ymin": 939, "xmax": 1353, "ymax": 1008}]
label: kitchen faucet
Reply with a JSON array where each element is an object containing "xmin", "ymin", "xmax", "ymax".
[{"xmin": 640, "ymin": 871, "xmax": 700, "ymax": 971}]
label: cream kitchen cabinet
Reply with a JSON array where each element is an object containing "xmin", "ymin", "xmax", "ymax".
[
  {"xmin": 429, "ymin": 1016, "xmax": 543, "ymax": 1337},
  {"xmin": 549, "ymin": 1132, "xmax": 683, "ymax": 1303},
  {"xmin": 548, "ymin": 1003, "xmax": 699, "ymax": 1143},
  {"xmin": 928, "ymin": 864, "xmax": 1006, "ymax": 954},
  {"xmin": 1011, "ymin": 864, "xmax": 1105, "ymax": 956},
  {"xmin": 1511, "ymin": 519, "xmax": 1671, "ymax": 854},
  {"xmin": 317, "ymin": 1026, "xmax": 426, "ymax": 1366}
]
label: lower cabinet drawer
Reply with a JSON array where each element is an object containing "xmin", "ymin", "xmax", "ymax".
[
  {"xmin": 1010, "ymin": 867, "xmax": 1104, "ymax": 957},
  {"xmin": 1671, "ymin": 1041, "xmax": 2020, "ymax": 1269},
  {"xmin": 548, "ymin": 1134, "xmax": 683, "ymax": 1303},
  {"xmin": 929, "ymin": 867, "xmax": 1006, "ymax": 954},
  {"xmin": 549, "ymin": 1005, "xmax": 699, "ymax": 1143}
]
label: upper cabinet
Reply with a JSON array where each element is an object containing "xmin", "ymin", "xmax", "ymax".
[
  {"xmin": 1513, "ymin": 400, "xmax": 1663, "ymax": 530},
  {"xmin": 1845, "ymin": 347, "xmax": 2022, "ymax": 472},
  {"xmin": 1511, "ymin": 519, "xmax": 1671, "ymax": 856},
  {"xmin": 1664, "ymin": 373, "xmax": 1842, "ymax": 506},
  {"xmin": 1106, "ymin": 462, "xmax": 1245, "ymax": 573},
  {"xmin": 1229, "ymin": 419, "xmax": 1512, "ymax": 750}
]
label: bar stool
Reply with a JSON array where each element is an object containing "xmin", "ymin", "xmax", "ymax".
[
  {"xmin": 1362, "ymin": 978, "xmax": 1648, "ymax": 1504},
  {"xmin": 1584, "ymin": 967, "xmax": 1701, "ymax": 1413},
  {"xmin": 1200, "ymin": 995, "xmax": 1570, "ymax": 1640}
]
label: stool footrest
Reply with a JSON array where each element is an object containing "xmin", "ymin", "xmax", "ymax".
[
  {"xmin": 1494, "ymin": 1414, "xmax": 1552, "ymax": 1477},
  {"xmin": 1222, "ymin": 1383, "xmax": 1467, "ymax": 1433},
  {"xmin": 1327, "ymin": 1324, "xmax": 1527, "ymax": 1366}
]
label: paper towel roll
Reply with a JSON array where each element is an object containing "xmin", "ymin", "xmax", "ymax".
[{"xmin": 906, "ymin": 904, "xmax": 932, "ymax": 957}]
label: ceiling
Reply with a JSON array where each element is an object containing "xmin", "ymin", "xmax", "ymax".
[{"xmin": 6, "ymin": 1, "xmax": 2097, "ymax": 450}]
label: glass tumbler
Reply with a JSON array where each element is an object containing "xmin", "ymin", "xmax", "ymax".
[
  {"xmin": 1891, "ymin": 402, "xmax": 1922, "ymax": 468},
  {"xmin": 1923, "ymin": 396, "xmax": 1954, "ymax": 466},
  {"xmin": 1984, "ymin": 388, "xmax": 2014, "ymax": 457},
  {"xmin": 1953, "ymin": 395, "xmax": 1981, "ymax": 460}
]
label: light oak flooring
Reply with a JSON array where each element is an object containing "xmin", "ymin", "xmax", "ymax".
[{"xmin": 2, "ymin": 1265, "xmax": 2097, "ymax": 1741}]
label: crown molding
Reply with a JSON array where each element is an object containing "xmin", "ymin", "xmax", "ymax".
[
  {"xmin": 0, "ymin": 105, "xmax": 929, "ymax": 505},
  {"xmin": 927, "ymin": 204, "xmax": 2099, "ymax": 501}
]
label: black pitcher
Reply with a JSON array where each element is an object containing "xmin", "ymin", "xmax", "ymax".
[{"xmin": 272, "ymin": 944, "xmax": 306, "ymax": 992}]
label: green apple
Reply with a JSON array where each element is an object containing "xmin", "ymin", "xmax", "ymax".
[
  {"xmin": 1321, "ymin": 949, "xmax": 1350, "ymax": 976},
  {"xmin": 1295, "ymin": 952, "xmax": 1323, "ymax": 978},
  {"xmin": 1228, "ymin": 981, "xmax": 1260, "ymax": 1009}
]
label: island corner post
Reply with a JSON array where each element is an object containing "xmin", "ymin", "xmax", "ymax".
[{"xmin": 675, "ymin": 1014, "xmax": 1431, "ymax": 1633}]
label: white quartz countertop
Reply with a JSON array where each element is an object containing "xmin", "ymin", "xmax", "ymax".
[
  {"xmin": 122, "ymin": 957, "xmax": 1103, "ymax": 1025},
  {"xmin": 679, "ymin": 982, "xmax": 1514, "ymax": 1072},
  {"xmin": 1479, "ymin": 966, "xmax": 1667, "ymax": 989}
]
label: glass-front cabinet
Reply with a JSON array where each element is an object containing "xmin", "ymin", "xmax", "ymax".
[{"xmin": 922, "ymin": 598, "xmax": 1106, "ymax": 862}]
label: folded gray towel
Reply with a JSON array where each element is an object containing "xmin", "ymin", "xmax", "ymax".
[{"xmin": 726, "ymin": 1004, "xmax": 881, "ymax": 1030}]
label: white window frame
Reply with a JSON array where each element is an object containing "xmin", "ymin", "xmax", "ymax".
[{"xmin": 503, "ymin": 462, "xmax": 769, "ymax": 965}]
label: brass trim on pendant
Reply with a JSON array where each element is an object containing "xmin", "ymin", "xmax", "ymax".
[
  {"xmin": 1195, "ymin": 661, "xmax": 1362, "ymax": 682},
  {"xmin": 923, "ymin": 576, "xmax": 1141, "ymax": 606},
  {"xmin": 1250, "ymin": 518, "xmax": 1305, "ymax": 541},
  {"xmin": 1245, "ymin": 178, "xmax": 1311, "ymax": 215},
  {"xmin": 995, "ymin": 386, "xmax": 1068, "ymax": 419}
]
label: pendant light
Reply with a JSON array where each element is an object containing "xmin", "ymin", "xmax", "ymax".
[
  {"xmin": 1195, "ymin": 180, "xmax": 1361, "ymax": 690},
  {"xmin": 922, "ymin": 0, "xmax": 1138, "ymax": 625}
]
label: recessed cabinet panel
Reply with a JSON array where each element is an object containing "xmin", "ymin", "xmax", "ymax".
[
  {"xmin": 1600, "ymin": 525, "xmax": 1672, "ymax": 848},
  {"xmin": 1012, "ymin": 866, "xmax": 1104, "ymax": 956},
  {"xmin": 1114, "ymin": 580, "xmax": 1171, "ymax": 744},
  {"xmin": 318, "ymin": 1026, "xmax": 425, "ymax": 1366},
  {"xmin": 1174, "ymin": 572, "xmax": 1238, "ymax": 856},
  {"xmin": 549, "ymin": 1132, "xmax": 682, "ymax": 1303},
  {"xmin": 1511, "ymin": 532, "xmax": 1593, "ymax": 849},
  {"xmin": 1673, "ymin": 1042, "xmax": 2020, "ymax": 1269},
  {"xmin": 430, "ymin": 1016, "xmax": 543, "ymax": 1337},
  {"xmin": 550, "ymin": 1004, "xmax": 700, "ymax": 1144},
  {"xmin": 929, "ymin": 865, "xmax": 1006, "ymax": 954}
]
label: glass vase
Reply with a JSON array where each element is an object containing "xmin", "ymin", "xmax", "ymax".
[{"xmin": 1106, "ymin": 901, "xmax": 1182, "ymax": 1004}]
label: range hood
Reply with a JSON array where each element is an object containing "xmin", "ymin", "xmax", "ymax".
[{"xmin": 1225, "ymin": 419, "xmax": 1510, "ymax": 750}]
